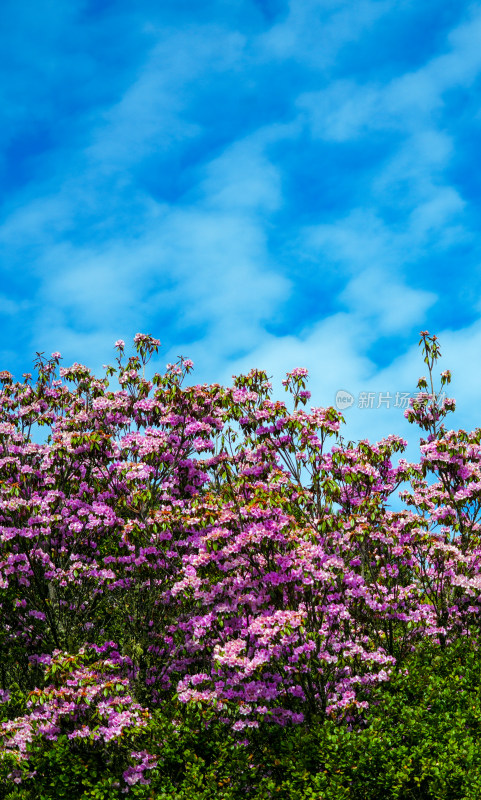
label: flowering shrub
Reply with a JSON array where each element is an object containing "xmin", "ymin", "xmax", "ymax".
[{"xmin": 1, "ymin": 330, "xmax": 481, "ymax": 796}]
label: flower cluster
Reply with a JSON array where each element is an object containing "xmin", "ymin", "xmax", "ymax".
[{"xmin": 0, "ymin": 331, "xmax": 479, "ymax": 788}]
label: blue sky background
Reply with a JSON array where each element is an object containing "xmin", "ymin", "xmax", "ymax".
[{"xmin": 2, "ymin": 0, "xmax": 481, "ymax": 454}]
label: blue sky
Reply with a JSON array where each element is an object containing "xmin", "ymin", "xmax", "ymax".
[{"xmin": 2, "ymin": 0, "xmax": 481, "ymax": 450}]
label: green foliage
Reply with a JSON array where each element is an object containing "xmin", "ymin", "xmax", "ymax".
[
  {"xmin": 5, "ymin": 640, "xmax": 481, "ymax": 800},
  {"xmin": 1, "ymin": 736, "xmax": 121, "ymax": 800},
  {"xmin": 238, "ymin": 637, "xmax": 481, "ymax": 800}
]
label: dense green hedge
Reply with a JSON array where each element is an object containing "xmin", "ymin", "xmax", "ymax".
[{"xmin": 2, "ymin": 636, "xmax": 481, "ymax": 799}]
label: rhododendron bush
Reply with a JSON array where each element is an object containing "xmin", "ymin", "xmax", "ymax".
[{"xmin": 1, "ymin": 331, "xmax": 481, "ymax": 795}]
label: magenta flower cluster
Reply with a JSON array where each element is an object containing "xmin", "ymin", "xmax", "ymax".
[{"xmin": 0, "ymin": 331, "xmax": 478, "ymax": 789}]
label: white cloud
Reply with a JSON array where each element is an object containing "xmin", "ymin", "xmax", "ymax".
[
  {"xmin": 259, "ymin": 0, "xmax": 393, "ymax": 67},
  {"xmin": 339, "ymin": 270, "xmax": 437, "ymax": 334},
  {"xmin": 199, "ymin": 133, "xmax": 283, "ymax": 213},
  {"xmin": 303, "ymin": 210, "xmax": 396, "ymax": 273},
  {"xmin": 293, "ymin": 10, "xmax": 481, "ymax": 353},
  {"xmin": 6, "ymin": 119, "xmax": 293, "ymax": 371},
  {"xmin": 84, "ymin": 30, "xmax": 226, "ymax": 171},
  {"xmin": 297, "ymin": 80, "xmax": 382, "ymax": 142},
  {"xmin": 0, "ymin": 294, "xmax": 31, "ymax": 317},
  {"xmin": 298, "ymin": 5, "xmax": 481, "ymax": 141}
]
